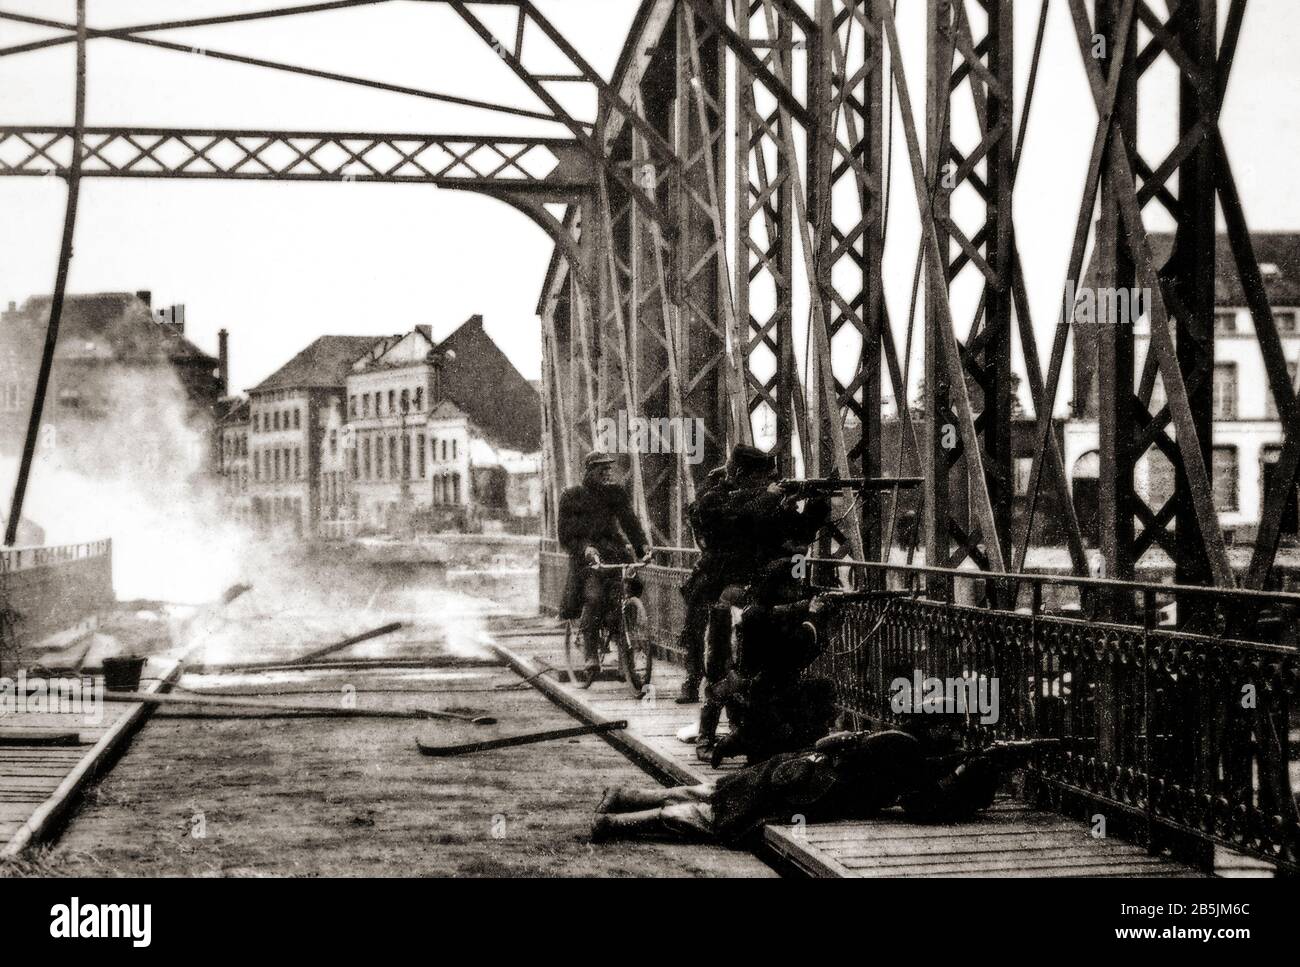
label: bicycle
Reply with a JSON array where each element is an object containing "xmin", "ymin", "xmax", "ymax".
[{"xmin": 562, "ymin": 560, "xmax": 654, "ymax": 698}]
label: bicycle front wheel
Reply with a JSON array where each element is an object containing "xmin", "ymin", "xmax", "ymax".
[{"xmin": 614, "ymin": 598, "xmax": 653, "ymax": 698}]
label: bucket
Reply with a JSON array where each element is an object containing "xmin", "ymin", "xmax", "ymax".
[{"xmin": 102, "ymin": 655, "xmax": 147, "ymax": 691}]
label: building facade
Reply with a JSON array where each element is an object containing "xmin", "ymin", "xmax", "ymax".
[
  {"xmin": 216, "ymin": 397, "xmax": 251, "ymax": 524},
  {"xmin": 246, "ymin": 335, "xmax": 377, "ymax": 537},
  {"xmin": 239, "ymin": 316, "xmax": 541, "ymax": 539},
  {"xmin": 342, "ymin": 319, "xmax": 537, "ymax": 532},
  {"xmin": 1069, "ymin": 232, "xmax": 1300, "ymax": 544}
]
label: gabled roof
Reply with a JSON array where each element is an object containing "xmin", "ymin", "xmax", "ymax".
[
  {"xmin": 433, "ymin": 315, "xmax": 541, "ymax": 453},
  {"xmin": 251, "ymin": 335, "xmax": 379, "ymax": 393},
  {"xmin": 217, "ymin": 396, "xmax": 250, "ymax": 424},
  {"xmin": 10, "ymin": 292, "xmax": 218, "ymax": 366},
  {"xmin": 352, "ymin": 328, "xmax": 435, "ymax": 372},
  {"xmin": 1146, "ymin": 232, "xmax": 1300, "ymax": 308},
  {"xmin": 1075, "ymin": 232, "xmax": 1300, "ymax": 312},
  {"xmin": 429, "ymin": 399, "xmax": 467, "ymax": 420}
]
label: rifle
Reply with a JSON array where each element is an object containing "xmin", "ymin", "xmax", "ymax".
[
  {"xmin": 935, "ymin": 737, "xmax": 1061, "ymax": 770},
  {"xmin": 777, "ymin": 476, "xmax": 923, "ymax": 499}
]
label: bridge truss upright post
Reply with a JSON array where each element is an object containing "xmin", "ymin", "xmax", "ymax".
[
  {"xmin": 807, "ymin": 0, "xmax": 887, "ymax": 571},
  {"xmin": 1078, "ymin": 0, "xmax": 1234, "ymax": 612},
  {"xmin": 732, "ymin": 0, "xmax": 799, "ymax": 470},
  {"xmin": 922, "ymin": 0, "xmax": 1015, "ymax": 587}
]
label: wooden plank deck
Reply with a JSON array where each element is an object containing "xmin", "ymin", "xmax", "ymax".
[
  {"xmin": 487, "ymin": 614, "xmax": 1202, "ymax": 878},
  {"xmin": 0, "ymin": 661, "xmax": 176, "ymax": 856}
]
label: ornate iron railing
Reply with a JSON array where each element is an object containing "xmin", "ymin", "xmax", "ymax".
[{"xmin": 805, "ymin": 563, "xmax": 1300, "ymax": 875}]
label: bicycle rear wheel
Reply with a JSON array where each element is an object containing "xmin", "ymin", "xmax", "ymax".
[{"xmin": 614, "ymin": 597, "xmax": 653, "ymax": 698}]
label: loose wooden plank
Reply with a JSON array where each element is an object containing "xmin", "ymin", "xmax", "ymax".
[{"xmin": 0, "ymin": 731, "xmax": 83, "ymax": 747}]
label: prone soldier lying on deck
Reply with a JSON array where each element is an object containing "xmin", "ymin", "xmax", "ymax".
[{"xmin": 590, "ymin": 732, "xmax": 1056, "ymax": 847}]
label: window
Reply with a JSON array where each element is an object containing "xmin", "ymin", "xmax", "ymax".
[
  {"xmin": 418, "ymin": 434, "xmax": 426, "ymax": 478},
  {"xmin": 1266, "ymin": 360, "xmax": 1299, "ymax": 419},
  {"xmin": 1212, "ymin": 446, "xmax": 1238, "ymax": 513},
  {"xmin": 377, "ymin": 437, "xmax": 385, "ymax": 477},
  {"xmin": 274, "ymin": 449, "xmax": 281, "ymax": 479},
  {"xmin": 294, "ymin": 448, "xmax": 301, "ymax": 478},
  {"xmin": 389, "ymin": 437, "xmax": 397, "ymax": 477},
  {"xmin": 350, "ymin": 448, "xmax": 358, "ymax": 480},
  {"xmin": 1150, "ymin": 373, "xmax": 1166, "ymax": 414},
  {"xmin": 293, "ymin": 409, "xmax": 301, "ymax": 430},
  {"xmin": 1276, "ymin": 309, "xmax": 1300, "ymax": 334},
  {"xmin": 364, "ymin": 438, "xmax": 372, "ymax": 478},
  {"xmin": 430, "ymin": 436, "xmax": 438, "ymax": 462},
  {"xmin": 273, "ymin": 411, "xmax": 281, "ymax": 431},
  {"xmin": 400, "ymin": 389, "xmax": 410, "ymax": 414},
  {"xmin": 1014, "ymin": 458, "xmax": 1033, "ymax": 496},
  {"xmin": 363, "ymin": 394, "xmax": 371, "ymax": 417},
  {"xmin": 414, "ymin": 387, "xmax": 423, "ymax": 411},
  {"xmin": 350, "ymin": 395, "xmax": 358, "ymax": 417},
  {"xmin": 254, "ymin": 452, "xmax": 260, "ymax": 480},
  {"xmin": 441, "ymin": 440, "xmax": 448, "ymax": 462},
  {"xmin": 1214, "ymin": 310, "xmax": 1237, "ymax": 334},
  {"xmin": 452, "ymin": 439, "xmax": 457, "ymax": 460},
  {"xmin": 401, "ymin": 435, "xmax": 410, "ymax": 479},
  {"xmin": 388, "ymin": 390, "xmax": 396, "ymax": 414},
  {"xmin": 1212, "ymin": 363, "xmax": 1238, "ymax": 420},
  {"xmin": 451, "ymin": 473, "xmax": 461, "ymax": 504},
  {"xmin": 330, "ymin": 429, "xmax": 338, "ymax": 454}
]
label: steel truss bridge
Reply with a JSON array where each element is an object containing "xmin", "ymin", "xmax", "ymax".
[{"xmin": 1, "ymin": 0, "xmax": 1297, "ymax": 875}]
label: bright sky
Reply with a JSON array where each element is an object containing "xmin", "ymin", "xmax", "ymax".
[{"xmin": 0, "ymin": 1, "xmax": 1297, "ymax": 409}]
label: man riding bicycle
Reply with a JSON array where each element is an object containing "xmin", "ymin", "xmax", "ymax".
[{"xmin": 557, "ymin": 451, "xmax": 651, "ymax": 685}]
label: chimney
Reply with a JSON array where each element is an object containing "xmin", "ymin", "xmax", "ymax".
[
  {"xmin": 136, "ymin": 290, "xmax": 152, "ymax": 308},
  {"xmin": 218, "ymin": 328, "xmax": 229, "ymax": 395}
]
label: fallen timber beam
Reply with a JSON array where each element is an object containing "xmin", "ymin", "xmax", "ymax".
[
  {"xmin": 181, "ymin": 622, "xmax": 405, "ymax": 674},
  {"xmin": 179, "ymin": 656, "xmax": 501, "ymax": 676},
  {"xmin": 100, "ymin": 690, "xmax": 497, "ymax": 725},
  {"xmin": 417, "ymin": 720, "xmax": 628, "ymax": 757}
]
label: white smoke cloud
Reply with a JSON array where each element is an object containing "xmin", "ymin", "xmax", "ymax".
[{"xmin": 0, "ymin": 362, "xmax": 249, "ymax": 602}]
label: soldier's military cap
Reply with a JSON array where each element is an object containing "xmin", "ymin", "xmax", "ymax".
[{"xmin": 728, "ymin": 443, "xmax": 776, "ymax": 475}]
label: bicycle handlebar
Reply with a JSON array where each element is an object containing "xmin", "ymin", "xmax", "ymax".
[{"xmin": 587, "ymin": 560, "xmax": 648, "ymax": 573}]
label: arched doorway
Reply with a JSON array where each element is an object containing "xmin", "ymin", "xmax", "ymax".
[{"xmin": 1072, "ymin": 450, "xmax": 1100, "ymax": 547}]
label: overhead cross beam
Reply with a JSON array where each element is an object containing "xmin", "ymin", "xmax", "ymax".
[
  {"xmin": 0, "ymin": 127, "xmax": 594, "ymax": 195},
  {"xmin": 0, "ymin": 6, "xmax": 562, "ymax": 125}
]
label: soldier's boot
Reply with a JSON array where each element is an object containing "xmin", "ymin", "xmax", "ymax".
[
  {"xmin": 695, "ymin": 700, "xmax": 722, "ymax": 763},
  {"xmin": 579, "ymin": 627, "xmax": 603, "ymax": 687},
  {"xmin": 674, "ymin": 678, "xmax": 700, "ymax": 704},
  {"xmin": 596, "ymin": 785, "xmax": 670, "ymax": 814},
  {"xmin": 710, "ymin": 730, "xmax": 744, "ymax": 769},
  {"xmin": 590, "ymin": 810, "xmax": 661, "ymax": 843}
]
